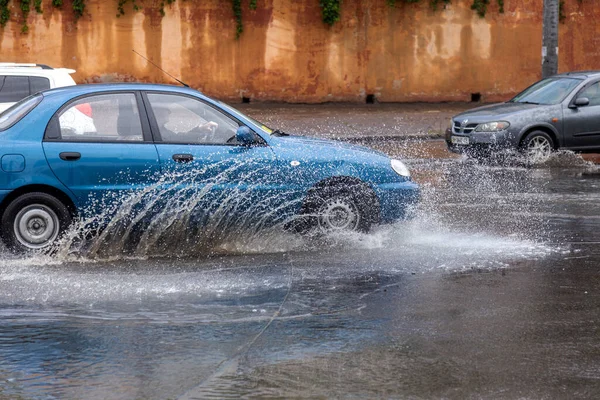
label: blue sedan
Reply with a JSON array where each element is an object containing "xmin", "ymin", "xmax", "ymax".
[{"xmin": 0, "ymin": 84, "xmax": 419, "ymax": 252}]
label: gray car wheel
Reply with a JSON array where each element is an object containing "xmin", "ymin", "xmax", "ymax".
[
  {"xmin": 303, "ymin": 185, "xmax": 374, "ymax": 234},
  {"xmin": 318, "ymin": 194, "xmax": 361, "ymax": 232},
  {"xmin": 1, "ymin": 192, "xmax": 72, "ymax": 253},
  {"xmin": 522, "ymin": 131, "xmax": 555, "ymax": 164}
]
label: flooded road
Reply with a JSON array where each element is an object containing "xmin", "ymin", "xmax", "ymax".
[{"xmin": 1, "ymin": 139, "xmax": 600, "ymax": 399}]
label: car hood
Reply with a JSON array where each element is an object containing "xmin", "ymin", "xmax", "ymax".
[
  {"xmin": 453, "ymin": 102, "xmax": 543, "ymax": 119},
  {"xmin": 272, "ymin": 134, "xmax": 389, "ymax": 159}
]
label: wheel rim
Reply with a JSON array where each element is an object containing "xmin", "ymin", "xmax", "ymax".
[
  {"xmin": 318, "ymin": 197, "xmax": 360, "ymax": 231},
  {"xmin": 526, "ymin": 136, "xmax": 552, "ymax": 163},
  {"xmin": 13, "ymin": 204, "xmax": 60, "ymax": 249}
]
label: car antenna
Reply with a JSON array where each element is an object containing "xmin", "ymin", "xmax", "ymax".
[{"xmin": 132, "ymin": 49, "xmax": 189, "ymax": 87}]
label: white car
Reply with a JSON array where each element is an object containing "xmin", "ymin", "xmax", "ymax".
[
  {"xmin": 0, "ymin": 63, "xmax": 95, "ymax": 134},
  {"xmin": 0, "ymin": 63, "xmax": 76, "ymax": 111}
]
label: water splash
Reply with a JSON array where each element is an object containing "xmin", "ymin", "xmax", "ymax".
[
  {"xmin": 52, "ymin": 161, "xmax": 305, "ymax": 261},
  {"xmin": 0, "ymin": 139, "xmax": 582, "ymax": 266}
]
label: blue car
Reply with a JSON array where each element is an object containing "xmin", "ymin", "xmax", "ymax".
[{"xmin": 0, "ymin": 84, "xmax": 419, "ymax": 252}]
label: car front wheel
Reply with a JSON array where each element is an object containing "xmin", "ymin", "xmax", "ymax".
[
  {"xmin": 522, "ymin": 131, "xmax": 555, "ymax": 164},
  {"xmin": 301, "ymin": 184, "xmax": 375, "ymax": 234},
  {"xmin": 1, "ymin": 192, "xmax": 72, "ymax": 253},
  {"xmin": 318, "ymin": 193, "xmax": 363, "ymax": 232}
]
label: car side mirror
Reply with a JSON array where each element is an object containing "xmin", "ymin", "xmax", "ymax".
[
  {"xmin": 236, "ymin": 126, "xmax": 256, "ymax": 146},
  {"xmin": 572, "ymin": 97, "xmax": 590, "ymax": 108}
]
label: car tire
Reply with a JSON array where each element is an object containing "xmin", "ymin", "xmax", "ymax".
[
  {"xmin": 521, "ymin": 131, "xmax": 555, "ymax": 164},
  {"xmin": 301, "ymin": 184, "xmax": 375, "ymax": 234},
  {"xmin": 1, "ymin": 192, "xmax": 72, "ymax": 253}
]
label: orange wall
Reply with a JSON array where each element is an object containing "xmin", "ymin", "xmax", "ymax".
[{"xmin": 0, "ymin": 0, "xmax": 596, "ymax": 103}]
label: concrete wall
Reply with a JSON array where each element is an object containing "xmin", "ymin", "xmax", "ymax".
[{"xmin": 0, "ymin": 0, "xmax": 597, "ymax": 103}]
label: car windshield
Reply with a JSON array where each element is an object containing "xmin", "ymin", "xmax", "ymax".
[
  {"xmin": 0, "ymin": 93, "xmax": 42, "ymax": 131},
  {"xmin": 216, "ymin": 100, "xmax": 274, "ymax": 134},
  {"xmin": 509, "ymin": 77, "xmax": 583, "ymax": 105}
]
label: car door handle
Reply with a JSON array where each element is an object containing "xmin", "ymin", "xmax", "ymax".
[
  {"xmin": 172, "ymin": 154, "xmax": 194, "ymax": 163},
  {"xmin": 59, "ymin": 152, "xmax": 81, "ymax": 161}
]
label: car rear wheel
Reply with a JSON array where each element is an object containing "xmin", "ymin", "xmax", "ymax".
[
  {"xmin": 522, "ymin": 131, "xmax": 555, "ymax": 164},
  {"xmin": 1, "ymin": 192, "xmax": 72, "ymax": 253}
]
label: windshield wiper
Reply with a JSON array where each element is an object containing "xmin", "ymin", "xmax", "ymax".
[
  {"xmin": 272, "ymin": 129, "xmax": 289, "ymax": 137},
  {"xmin": 517, "ymin": 101, "xmax": 540, "ymax": 105}
]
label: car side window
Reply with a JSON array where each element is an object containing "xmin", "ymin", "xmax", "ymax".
[
  {"xmin": 57, "ymin": 93, "xmax": 144, "ymax": 142},
  {"xmin": 578, "ymin": 82, "xmax": 600, "ymax": 107},
  {"xmin": 0, "ymin": 76, "xmax": 30, "ymax": 103},
  {"xmin": 147, "ymin": 93, "xmax": 239, "ymax": 145},
  {"xmin": 30, "ymin": 77, "xmax": 51, "ymax": 94}
]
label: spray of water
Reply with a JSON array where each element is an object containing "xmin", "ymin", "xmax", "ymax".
[
  {"xmin": 0, "ymin": 139, "xmax": 590, "ymax": 267},
  {"xmin": 52, "ymin": 160, "xmax": 306, "ymax": 261}
]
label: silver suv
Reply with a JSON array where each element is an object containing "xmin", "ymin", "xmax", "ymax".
[
  {"xmin": 446, "ymin": 71, "xmax": 600, "ymax": 162},
  {"xmin": 0, "ymin": 63, "xmax": 76, "ymax": 113}
]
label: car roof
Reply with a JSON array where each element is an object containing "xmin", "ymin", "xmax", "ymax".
[
  {"xmin": 41, "ymin": 83, "xmax": 201, "ymax": 98},
  {"xmin": 553, "ymin": 71, "xmax": 600, "ymax": 79},
  {"xmin": 0, "ymin": 64, "xmax": 75, "ymax": 75}
]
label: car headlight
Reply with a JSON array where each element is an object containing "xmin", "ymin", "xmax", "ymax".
[
  {"xmin": 448, "ymin": 118, "xmax": 454, "ymax": 130},
  {"xmin": 391, "ymin": 159, "xmax": 411, "ymax": 177},
  {"xmin": 474, "ymin": 121, "xmax": 510, "ymax": 132}
]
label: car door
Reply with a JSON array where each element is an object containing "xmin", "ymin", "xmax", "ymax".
[
  {"xmin": 42, "ymin": 91, "xmax": 162, "ymax": 207},
  {"xmin": 563, "ymin": 80, "xmax": 600, "ymax": 150},
  {"xmin": 143, "ymin": 92, "xmax": 293, "ymax": 227}
]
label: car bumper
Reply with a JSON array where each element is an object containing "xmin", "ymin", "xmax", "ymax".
[
  {"xmin": 445, "ymin": 128, "xmax": 516, "ymax": 154},
  {"xmin": 375, "ymin": 181, "xmax": 420, "ymax": 223}
]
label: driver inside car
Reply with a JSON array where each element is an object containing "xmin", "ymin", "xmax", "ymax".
[{"xmin": 153, "ymin": 105, "xmax": 218, "ymax": 141}]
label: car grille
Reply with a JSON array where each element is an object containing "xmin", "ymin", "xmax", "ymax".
[{"xmin": 453, "ymin": 121, "xmax": 478, "ymax": 134}]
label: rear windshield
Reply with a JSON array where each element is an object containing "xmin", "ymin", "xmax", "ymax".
[{"xmin": 0, "ymin": 94, "xmax": 43, "ymax": 131}]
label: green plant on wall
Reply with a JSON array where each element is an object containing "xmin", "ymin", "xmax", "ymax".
[
  {"xmin": 50, "ymin": 0, "xmax": 84, "ymax": 21},
  {"xmin": 0, "ymin": 0, "xmax": 9, "ymax": 28},
  {"xmin": 232, "ymin": 0, "xmax": 243, "ymax": 37},
  {"xmin": 1, "ymin": 0, "xmax": 514, "ymax": 34},
  {"xmin": 471, "ymin": 0, "xmax": 489, "ymax": 17},
  {"xmin": 470, "ymin": 0, "xmax": 504, "ymax": 17},
  {"xmin": 234, "ymin": 0, "xmax": 260, "ymax": 37},
  {"xmin": 320, "ymin": 0, "xmax": 340, "ymax": 26},
  {"xmin": 20, "ymin": 0, "xmax": 31, "ymax": 33},
  {"xmin": 113, "ymin": 0, "xmax": 254, "ymax": 39},
  {"xmin": 387, "ymin": 0, "xmax": 420, "ymax": 6},
  {"xmin": 430, "ymin": 0, "xmax": 451, "ymax": 10},
  {"xmin": 117, "ymin": 0, "xmax": 139, "ymax": 17},
  {"xmin": 386, "ymin": 0, "xmax": 503, "ymax": 17},
  {"xmin": 72, "ymin": 0, "xmax": 85, "ymax": 19},
  {"xmin": 159, "ymin": 0, "xmax": 175, "ymax": 17}
]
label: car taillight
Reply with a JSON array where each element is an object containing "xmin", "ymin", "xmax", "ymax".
[{"xmin": 75, "ymin": 103, "xmax": 92, "ymax": 117}]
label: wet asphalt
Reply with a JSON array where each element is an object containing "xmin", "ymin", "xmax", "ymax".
[{"xmin": 1, "ymin": 112, "xmax": 600, "ymax": 398}]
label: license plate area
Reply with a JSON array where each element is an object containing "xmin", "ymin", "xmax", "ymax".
[{"xmin": 451, "ymin": 135, "xmax": 470, "ymax": 145}]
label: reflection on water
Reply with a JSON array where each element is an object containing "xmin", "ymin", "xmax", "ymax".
[{"xmin": 0, "ymin": 139, "xmax": 599, "ymax": 399}]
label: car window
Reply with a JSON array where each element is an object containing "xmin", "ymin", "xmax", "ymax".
[
  {"xmin": 510, "ymin": 77, "xmax": 582, "ymax": 105},
  {"xmin": 57, "ymin": 93, "xmax": 143, "ymax": 142},
  {"xmin": 0, "ymin": 76, "xmax": 30, "ymax": 103},
  {"xmin": 578, "ymin": 82, "xmax": 600, "ymax": 107},
  {"xmin": 0, "ymin": 94, "xmax": 42, "ymax": 131},
  {"xmin": 147, "ymin": 93, "xmax": 239, "ymax": 145},
  {"xmin": 30, "ymin": 77, "xmax": 51, "ymax": 94},
  {"xmin": 216, "ymin": 99, "xmax": 274, "ymax": 134}
]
